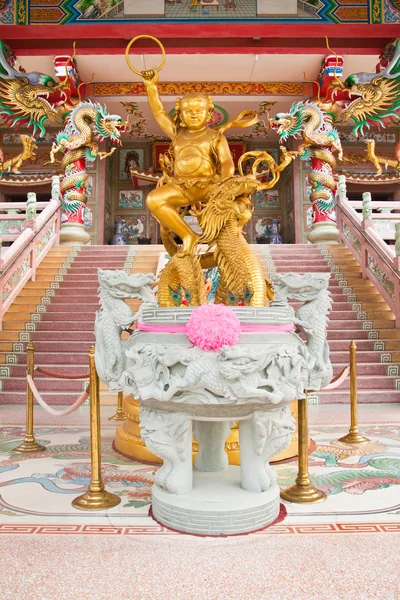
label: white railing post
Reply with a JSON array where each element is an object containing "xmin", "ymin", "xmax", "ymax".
[
  {"xmin": 394, "ymin": 222, "xmax": 400, "ymax": 273},
  {"xmin": 51, "ymin": 175, "xmax": 60, "ymax": 201},
  {"xmin": 26, "ymin": 192, "xmax": 38, "ymax": 280},
  {"xmin": 336, "ymin": 175, "xmax": 347, "ymax": 239},
  {"xmin": 362, "ymin": 192, "xmax": 373, "ymax": 224},
  {"xmin": 26, "ymin": 192, "xmax": 37, "ymax": 221},
  {"xmin": 361, "ymin": 191, "xmax": 374, "ymax": 278},
  {"xmin": 394, "ymin": 223, "xmax": 400, "ymax": 326},
  {"xmin": 52, "ymin": 175, "xmax": 61, "ymax": 244}
]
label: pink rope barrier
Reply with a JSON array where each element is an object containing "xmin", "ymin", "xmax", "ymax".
[
  {"xmin": 27, "ymin": 375, "xmax": 89, "ymax": 416},
  {"xmin": 321, "ymin": 366, "xmax": 349, "ymax": 391}
]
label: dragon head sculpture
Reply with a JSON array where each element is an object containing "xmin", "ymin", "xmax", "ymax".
[
  {"xmin": 0, "ymin": 41, "xmax": 72, "ymax": 137},
  {"xmin": 269, "ymin": 102, "xmax": 306, "ymax": 141},
  {"xmin": 94, "ymin": 105, "xmax": 129, "ymax": 144},
  {"xmin": 98, "ymin": 269, "xmax": 156, "ymax": 303},
  {"xmin": 272, "ymin": 272, "xmax": 331, "ymax": 304},
  {"xmin": 334, "ymin": 38, "xmax": 400, "ymax": 136}
]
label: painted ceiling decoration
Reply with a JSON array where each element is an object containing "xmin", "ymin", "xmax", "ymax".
[
  {"xmin": 2, "ymin": 0, "xmax": 398, "ymax": 25},
  {"xmin": 87, "ymin": 82, "xmax": 314, "ymax": 97}
]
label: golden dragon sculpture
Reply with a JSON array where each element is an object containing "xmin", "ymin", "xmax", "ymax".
[
  {"xmin": 156, "ymin": 148, "xmax": 295, "ymax": 308},
  {"xmin": 123, "ymin": 35, "xmax": 295, "ymax": 308},
  {"xmin": 0, "ymin": 40, "xmax": 77, "ymax": 178}
]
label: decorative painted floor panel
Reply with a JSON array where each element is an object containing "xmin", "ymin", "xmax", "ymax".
[
  {"xmin": 1, "ymin": 423, "xmax": 399, "ymax": 533},
  {"xmin": 1, "ymin": 409, "xmax": 400, "ymax": 600}
]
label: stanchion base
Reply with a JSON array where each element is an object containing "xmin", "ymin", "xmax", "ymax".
[
  {"xmin": 72, "ymin": 489, "xmax": 121, "ymax": 511},
  {"xmin": 338, "ymin": 432, "xmax": 370, "ymax": 444},
  {"xmin": 108, "ymin": 409, "xmax": 127, "ymax": 422},
  {"xmin": 280, "ymin": 484, "xmax": 327, "ymax": 504},
  {"xmin": 14, "ymin": 441, "xmax": 46, "ymax": 454}
]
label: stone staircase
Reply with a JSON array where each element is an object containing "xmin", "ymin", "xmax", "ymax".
[
  {"xmin": 0, "ymin": 245, "xmax": 161, "ymax": 405},
  {"xmin": 253, "ymin": 243, "xmax": 400, "ymax": 404},
  {"xmin": 0, "ymin": 242, "xmax": 398, "ymax": 405}
]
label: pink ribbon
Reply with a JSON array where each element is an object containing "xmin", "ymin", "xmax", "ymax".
[{"xmin": 136, "ymin": 322, "xmax": 294, "ymax": 334}]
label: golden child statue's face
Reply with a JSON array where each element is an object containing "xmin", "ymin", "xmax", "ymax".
[{"xmin": 180, "ymin": 96, "xmax": 209, "ymax": 130}]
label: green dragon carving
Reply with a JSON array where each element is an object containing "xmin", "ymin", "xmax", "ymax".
[
  {"xmin": 335, "ymin": 38, "xmax": 400, "ymax": 136},
  {"xmin": 50, "ymin": 101, "xmax": 127, "ymax": 227},
  {"xmin": 0, "ymin": 40, "xmax": 73, "ymax": 175},
  {"xmin": 270, "ymin": 101, "xmax": 343, "ymax": 217}
]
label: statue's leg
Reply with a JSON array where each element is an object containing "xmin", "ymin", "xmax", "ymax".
[
  {"xmin": 193, "ymin": 421, "xmax": 231, "ymax": 472},
  {"xmin": 139, "ymin": 406, "xmax": 193, "ymax": 494},
  {"xmin": 146, "ymin": 184, "xmax": 199, "ymax": 256},
  {"xmin": 239, "ymin": 406, "xmax": 295, "ymax": 493}
]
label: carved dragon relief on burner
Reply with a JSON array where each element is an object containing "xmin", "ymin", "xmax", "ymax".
[{"xmin": 95, "ymin": 268, "xmax": 333, "ymax": 405}]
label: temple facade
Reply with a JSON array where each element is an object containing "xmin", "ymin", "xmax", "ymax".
[{"xmin": 0, "ymin": 6, "xmax": 400, "ymax": 599}]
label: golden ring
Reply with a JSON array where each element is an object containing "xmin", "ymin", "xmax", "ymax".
[{"xmin": 125, "ymin": 35, "xmax": 166, "ymax": 77}]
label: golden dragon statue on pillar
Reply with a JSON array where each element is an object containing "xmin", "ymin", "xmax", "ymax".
[
  {"xmin": 126, "ymin": 36, "xmax": 295, "ymax": 308},
  {"xmin": 0, "ymin": 40, "xmax": 77, "ymax": 178}
]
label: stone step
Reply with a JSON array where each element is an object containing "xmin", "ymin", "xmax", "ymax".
[
  {"xmin": 0, "ymin": 331, "xmax": 20, "ymax": 342},
  {"xmin": 364, "ymin": 311, "xmax": 395, "ymax": 321},
  {"xmin": 23, "ymin": 321, "xmax": 94, "ymax": 332},
  {"xmin": 12, "ymin": 351, "xmax": 88, "ymax": 365},
  {"xmin": 2, "ymin": 377, "xmax": 84, "ymax": 392},
  {"xmin": 9, "ymin": 364, "xmax": 91, "ymax": 377},
  {"xmin": 328, "ymin": 340, "xmax": 379, "ymax": 351},
  {"xmin": 330, "ymin": 350, "xmax": 385, "ymax": 362},
  {"xmin": 332, "ymin": 362, "xmax": 389, "ymax": 376},
  {"xmin": 383, "ymin": 340, "xmax": 400, "ymax": 350},
  {"xmin": 14, "ymin": 340, "xmax": 93, "ymax": 352},
  {"xmin": 319, "ymin": 389, "xmax": 400, "ymax": 404},
  {"xmin": 30, "ymin": 331, "xmax": 96, "ymax": 342},
  {"xmin": 376, "ymin": 330, "xmax": 400, "ymax": 339},
  {"xmin": 327, "ymin": 320, "xmax": 364, "ymax": 330},
  {"xmin": 371, "ymin": 320, "xmax": 395, "ymax": 329},
  {"xmin": 6, "ymin": 300, "xmax": 42, "ymax": 312},
  {"xmin": 328, "ymin": 375, "xmax": 397, "ymax": 389},
  {"xmin": 273, "ymin": 266, "xmax": 331, "ymax": 273},
  {"xmin": 45, "ymin": 303, "xmax": 99, "ymax": 313},
  {"xmin": 327, "ymin": 330, "xmax": 370, "ymax": 340},
  {"xmin": 46, "ymin": 294, "xmax": 99, "ymax": 303},
  {"xmin": 360, "ymin": 301, "xmax": 388, "ymax": 310},
  {"xmin": 0, "ymin": 391, "xmax": 89, "ymax": 405}
]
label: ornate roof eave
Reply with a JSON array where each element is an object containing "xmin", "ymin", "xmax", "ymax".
[
  {"xmin": 130, "ymin": 167, "xmax": 160, "ymax": 184},
  {"xmin": 339, "ymin": 171, "xmax": 400, "ymax": 184},
  {"xmin": 0, "ymin": 173, "xmax": 54, "ymax": 186}
]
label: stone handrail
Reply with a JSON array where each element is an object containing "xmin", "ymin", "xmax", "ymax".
[
  {"xmin": 336, "ymin": 175, "xmax": 400, "ymax": 325},
  {"xmin": 0, "ymin": 176, "xmax": 61, "ymax": 330}
]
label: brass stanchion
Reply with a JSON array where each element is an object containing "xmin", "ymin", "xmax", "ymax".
[
  {"xmin": 108, "ymin": 391, "xmax": 127, "ymax": 422},
  {"xmin": 15, "ymin": 343, "xmax": 46, "ymax": 454},
  {"xmin": 280, "ymin": 393, "xmax": 326, "ymax": 504},
  {"xmin": 72, "ymin": 346, "xmax": 121, "ymax": 510},
  {"xmin": 338, "ymin": 340, "xmax": 370, "ymax": 445}
]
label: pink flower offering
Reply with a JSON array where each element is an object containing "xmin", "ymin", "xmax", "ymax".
[{"xmin": 186, "ymin": 303, "xmax": 241, "ymax": 351}]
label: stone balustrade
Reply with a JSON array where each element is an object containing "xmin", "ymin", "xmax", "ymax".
[
  {"xmin": 336, "ymin": 174, "xmax": 400, "ymax": 325},
  {"xmin": 0, "ymin": 176, "xmax": 61, "ymax": 329}
]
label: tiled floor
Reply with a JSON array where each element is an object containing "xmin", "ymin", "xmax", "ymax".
[
  {"xmin": 0, "ymin": 403, "xmax": 399, "ymax": 599},
  {"xmin": 165, "ymin": 0, "xmax": 257, "ymax": 20}
]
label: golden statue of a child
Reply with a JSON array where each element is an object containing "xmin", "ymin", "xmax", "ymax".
[{"xmin": 142, "ymin": 69, "xmax": 238, "ymax": 256}]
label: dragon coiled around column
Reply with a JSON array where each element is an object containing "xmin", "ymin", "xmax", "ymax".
[
  {"xmin": 50, "ymin": 101, "xmax": 128, "ymax": 223},
  {"xmin": 270, "ymin": 101, "xmax": 343, "ymax": 217}
]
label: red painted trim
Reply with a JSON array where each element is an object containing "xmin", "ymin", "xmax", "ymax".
[
  {"xmin": 13, "ymin": 42, "xmax": 385, "ymax": 56},
  {"xmin": 2, "ymin": 23, "xmax": 399, "ymax": 41}
]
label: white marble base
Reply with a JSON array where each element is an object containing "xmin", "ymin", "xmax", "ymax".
[{"xmin": 152, "ymin": 466, "xmax": 280, "ymax": 536}]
